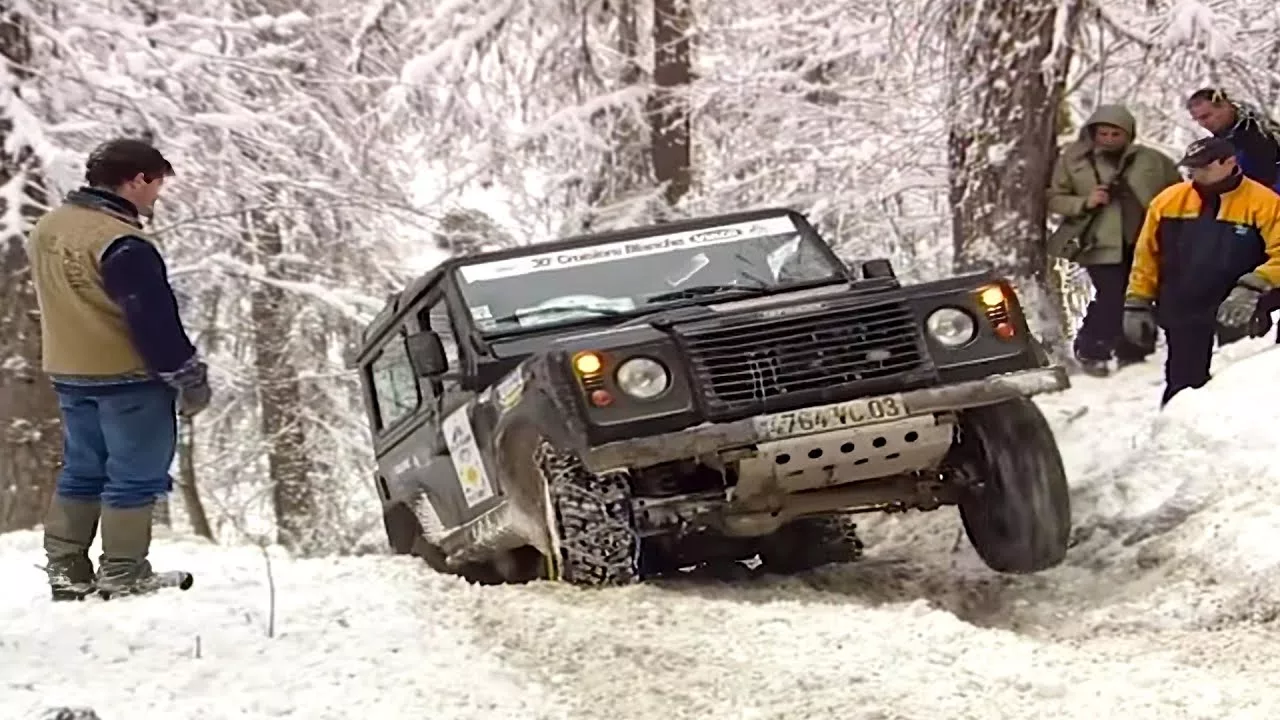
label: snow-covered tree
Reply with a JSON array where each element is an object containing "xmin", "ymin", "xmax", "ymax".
[
  {"xmin": 0, "ymin": 5, "xmax": 59, "ymax": 533},
  {"xmin": 944, "ymin": 0, "xmax": 1083, "ymax": 354}
]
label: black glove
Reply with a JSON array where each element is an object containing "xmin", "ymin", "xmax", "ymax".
[
  {"xmin": 161, "ymin": 357, "xmax": 212, "ymax": 418},
  {"xmin": 1122, "ymin": 297, "xmax": 1157, "ymax": 352}
]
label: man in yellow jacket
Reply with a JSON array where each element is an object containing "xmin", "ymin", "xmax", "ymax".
[
  {"xmin": 28, "ymin": 138, "xmax": 211, "ymax": 600},
  {"xmin": 1123, "ymin": 136, "xmax": 1280, "ymax": 406}
]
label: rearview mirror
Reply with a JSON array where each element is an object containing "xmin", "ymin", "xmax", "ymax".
[{"xmin": 406, "ymin": 331, "xmax": 448, "ymax": 378}]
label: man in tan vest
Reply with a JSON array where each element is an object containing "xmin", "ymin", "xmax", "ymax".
[{"xmin": 28, "ymin": 138, "xmax": 211, "ymax": 600}]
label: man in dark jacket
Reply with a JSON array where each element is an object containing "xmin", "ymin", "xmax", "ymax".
[
  {"xmin": 1123, "ymin": 137, "xmax": 1280, "ymax": 406},
  {"xmin": 27, "ymin": 138, "xmax": 211, "ymax": 600},
  {"xmin": 1047, "ymin": 104, "xmax": 1182, "ymax": 376},
  {"xmin": 1185, "ymin": 88, "xmax": 1280, "ymax": 194}
]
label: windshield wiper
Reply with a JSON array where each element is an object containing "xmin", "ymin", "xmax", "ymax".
[
  {"xmin": 645, "ymin": 272, "xmax": 772, "ymax": 305},
  {"xmin": 486, "ymin": 305, "xmax": 627, "ymax": 326}
]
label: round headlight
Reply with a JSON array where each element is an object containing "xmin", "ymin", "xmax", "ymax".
[
  {"xmin": 926, "ymin": 307, "xmax": 977, "ymax": 347},
  {"xmin": 615, "ymin": 357, "xmax": 670, "ymax": 399}
]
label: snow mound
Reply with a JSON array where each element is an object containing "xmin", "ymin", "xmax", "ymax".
[
  {"xmin": 1066, "ymin": 342, "xmax": 1280, "ymax": 627},
  {"xmin": 0, "ymin": 530, "xmax": 568, "ymax": 720}
]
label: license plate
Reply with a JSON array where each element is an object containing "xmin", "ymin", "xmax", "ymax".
[{"xmin": 757, "ymin": 394, "xmax": 908, "ymax": 439}]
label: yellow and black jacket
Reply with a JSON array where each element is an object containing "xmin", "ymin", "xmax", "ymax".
[{"xmin": 1127, "ymin": 171, "xmax": 1280, "ymax": 325}]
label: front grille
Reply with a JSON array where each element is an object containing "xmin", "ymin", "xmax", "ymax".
[{"xmin": 676, "ymin": 300, "xmax": 927, "ymax": 419}]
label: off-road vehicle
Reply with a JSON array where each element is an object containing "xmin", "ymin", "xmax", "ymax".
[{"xmin": 352, "ymin": 208, "xmax": 1072, "ymax": 586}]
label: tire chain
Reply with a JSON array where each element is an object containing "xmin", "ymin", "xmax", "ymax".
[
  {"xmin": 534, "ymin": 440, "xmax": 640, "ymax": 586},
  {"xmin": 816, "ymin": 517, "xmax": 866, "ymax": 564},
  {"xmin": 761, "ymin": 516, "xmax": 865, "ymax": 573}
]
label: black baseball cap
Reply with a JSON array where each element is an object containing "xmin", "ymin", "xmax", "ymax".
[{"xmin": 1178, "ymin": 137, "xmax": 1235, "ymax": 168}]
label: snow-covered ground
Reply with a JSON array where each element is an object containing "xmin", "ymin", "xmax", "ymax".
[{"xmin": 6, "ymin": 337, "xmax": 1280, "ymax": 719}]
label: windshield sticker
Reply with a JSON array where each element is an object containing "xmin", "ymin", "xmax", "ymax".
[
  {"xmin": 470, "ymin": 304, "xmax": 493, "ymax": 320},
  {"xmin": 458, "ymin": 215, "xmax": 799, "ymax": 282},
  {"xmin": 665, "ymin": 251, "xmax": 710, "ymax": 287},
  {"xmin": 766, "ymin": 237, "xmax": 801, "ymax": 280}
]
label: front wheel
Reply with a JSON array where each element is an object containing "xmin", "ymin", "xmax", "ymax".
[
  {"xmin": 952, "ymin": 397, "xmax": 1070, "ymax": 574},
  {"xmin": 535, "ymin": 439, "xmax": 641, "ymax": 587}
]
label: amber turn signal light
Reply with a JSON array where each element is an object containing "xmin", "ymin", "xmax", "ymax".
[
  {"xmin": 573, "ymin": 351, "xmax": 603, "ymax": 375},
  {"xmin": 978, "ymin": 286, "xmax": 1004, "ymax": 307}
]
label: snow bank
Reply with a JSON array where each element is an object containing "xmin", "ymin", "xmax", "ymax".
[
  {"xmin": 1061, "ymin": 340, "xmax": 1280, "ymax": 628},
  {"xmin": 0, "ymin": 530, "xmax": 566, "ymax": 720}
]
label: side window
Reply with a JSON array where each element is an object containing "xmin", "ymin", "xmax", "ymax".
[
  {"xmin": 425, "ymin": 300, "xmax": 460, "ymax": 374},
  {"xmin": 369, "ymin": 332, "xmax": 421, "ymax": 430}
]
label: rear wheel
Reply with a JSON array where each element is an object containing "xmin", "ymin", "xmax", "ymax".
[
  {"xmin": 758, "ymin": 515, "xmax": 864, "ymax": 574},
  {"xmin": 383, "ymin": 502, "xmax": 449, "ymax": 573},
  {"xmin": 953, "ymin": 397, "xmax": 1070, "ymax": 574},
  {"xmin": 384, "ymin": 501, "xmax": 503, "ymax": 583}
]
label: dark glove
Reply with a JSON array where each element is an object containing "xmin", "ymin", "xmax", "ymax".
[
  {"xmin": 1122, "ymin": 297, "xmax": 1157, "ymax": 352},
  {"xmin": 160, "ymin": 357, "xmax": 211, "ymax": 418}
]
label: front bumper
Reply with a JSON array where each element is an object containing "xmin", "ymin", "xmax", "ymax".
[{"xmin": 582, "ymin": 366, "xmax": 1069, "ymax": 473}]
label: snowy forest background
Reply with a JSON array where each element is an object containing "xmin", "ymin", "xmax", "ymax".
[{"xmin": 0, "ymin": 0, "xmax": 1276, "ymax": 553}]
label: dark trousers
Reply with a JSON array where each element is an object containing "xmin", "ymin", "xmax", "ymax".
[
  {"xmin": 1077, "ymin": 253, "xmax": 1150, "ymax": 362},
  {"xmin": 53, "ymin": 381, "xmax": 177, "ymax": 509},
  {"xmin": 1161, "ymin": 324, "xmax": 1216, "ymax": 407}
]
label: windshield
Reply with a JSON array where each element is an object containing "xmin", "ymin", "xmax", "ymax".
[{"xmin": 454, "ymin": 215, "xmax": 845, "ymax": 334}]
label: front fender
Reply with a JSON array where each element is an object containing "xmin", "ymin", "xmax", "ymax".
[
  {"xmin": 467, "ymin": 356, "xmax": 584, "ymax": 559},
  {"xmin": 486, "ymin": 352, "xmax": 587, "ymax": 461}
]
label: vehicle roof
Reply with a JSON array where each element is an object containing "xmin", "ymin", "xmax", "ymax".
[{"xmin": 359, "ymin": 206, "xmax": 819, "ymax": 348}]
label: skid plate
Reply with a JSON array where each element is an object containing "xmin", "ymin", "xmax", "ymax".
[{"xmin": 734, "ymin": 414, "xmax": 955, "ymax": 500}]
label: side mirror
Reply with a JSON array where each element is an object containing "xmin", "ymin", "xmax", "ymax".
[
  {"xmin": 341, "ymin": 343, "xmax": 359, "ymax": 370},
  {"xmin": 861, "ymin": 258, "xmax": 896, "ymax": 280},
  {"xmin": 405, "ymin": 331, "xmax": 448, "ymax": 378}
]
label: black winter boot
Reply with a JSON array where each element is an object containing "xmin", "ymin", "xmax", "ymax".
[
  {"xmin": 43, "ymin": 496, "xmax": 102, "ymax": 601},
  {"xmin": 95, "ymin": 503, "xmax": 158, "ymax": 599}
]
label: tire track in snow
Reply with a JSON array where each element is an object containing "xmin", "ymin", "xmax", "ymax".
[
  {"xmin": 459, "ymin": 572, "xmax": 1280, "ymax": 719},
  {"xmin": 453, "ymin": 339, "xmax": 1280, "ymax": 718}
]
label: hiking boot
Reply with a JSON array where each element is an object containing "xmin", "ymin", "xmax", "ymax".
[
  {"xmin": 95, "ymin": 503, "xmax": 158, "ymax": 599},
  {"xmin": 1076, "ymin": 357, "xmax": 1111, "ymax": 377},
  {"xmin": 1115, "ymin": 354, "xmax": 1147, "ymax": 370},
  {"xmin": 1072, "ymin": 341, "xmax": 1112, "ymax": 377},
  {"xmin": 43, "ymin": 496, "xmax": 102, "ymax": 601}
]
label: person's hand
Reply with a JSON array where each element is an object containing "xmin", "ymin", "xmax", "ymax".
[
  {"xmin": 1122, "ymin": 297, "xmax": 1157, "ymax": 351},
  {"xmin": 178, "ymin": 381, "xmax": 212, "ymax": 418},
  {"xmin": 1216, "ymin": 284, "xmax": 1263, "ymax": 329},
  {"xmin": 161, "ymin": 358, "xmax": 212, "ymax": 418},
  {"xmin": 1085, "ymin": 186, "xmax": 1110, "ymax": 209}
]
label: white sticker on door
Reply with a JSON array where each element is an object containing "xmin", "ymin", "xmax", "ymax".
[{"xmin": 441, "ymin": 404, "xmax": 496, "ymax": 507}]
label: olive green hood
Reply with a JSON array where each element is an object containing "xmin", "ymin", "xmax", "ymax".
[{"xmin": 1079, "ymin": 104, "xmax": 1137, "ymax": 142}]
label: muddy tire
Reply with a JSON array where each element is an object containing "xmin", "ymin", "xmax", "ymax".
[
  {"xmin": 758, "ymin": 515, "xmax": 864, "ymax": 574},
  {"xmin": 954, "ymin": 397, "xmax": 1070, "ymax": 574},
  {"xmin": 535, "ymin": 440, "xmax": 641, "ymax": 587}
]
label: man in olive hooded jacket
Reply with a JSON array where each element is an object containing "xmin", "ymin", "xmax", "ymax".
[{"xmin": 1048, "ymin": 104, "xmax": 1183, "ymax": 376}]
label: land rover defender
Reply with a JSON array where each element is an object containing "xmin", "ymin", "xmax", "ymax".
[{"xmin": 353, "ymin": 208, "xmax": 1072, "ymax": 586}]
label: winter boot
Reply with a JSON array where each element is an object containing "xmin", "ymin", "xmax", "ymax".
[
  {"xmin": 1072, "ymin": 343, "xmax": 1111, "ymax": 377},
  {"xmin": 43, "ymin": 496, "xmax": 102, "ymax": 601},
  {"xmin": 95, "ymin": 503, "xmax": 158, "ymax": 599}
]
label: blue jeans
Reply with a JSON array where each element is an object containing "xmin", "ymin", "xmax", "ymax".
[{"xmin": 53, "ymin": 380, "xmax": 178, "ymax": 509}]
